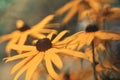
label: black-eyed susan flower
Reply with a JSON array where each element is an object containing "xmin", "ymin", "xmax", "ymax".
[
  {"xmin": 55, "ymin": 0, "xmax": 102, "ymax": 25},
  {"xmin": 57, "ymin": 24, "xmax": 120, "ymax": 50},
  {"xmin": 98, "ymin": 4, "xmax": 120, "ymax": 23},
  {"xmin": 80, "ymin": 4, "xmax": 120, "ymax": 25},
  {"xmin": 0, "ymin": 15, "xmax": 58, "ymax": 56},
  {"xmin": 4, "ymin": 30, "xmax": 88, "ymax": 80}
]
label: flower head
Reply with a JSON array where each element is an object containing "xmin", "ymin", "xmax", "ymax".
[
  {"xmin": 55, "ymin": 0, "xmax": 102, "ymax": 25},
  {"xmin": 58, "ymin": 24, "xmax": 120, "ymax": 50},
  {"xmin": 4, "ymin": 30, "xmax": 87, "ymax": 80},
  {"xmin": 80, "ymin": 4, "xmax": 120, "ymax": 25},
  {"xmin": 0, "ymin": 15, "xmax": 58, "ymax": 56}
]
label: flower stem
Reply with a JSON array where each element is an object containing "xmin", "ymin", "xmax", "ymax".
[{"xmin": 92, "ymin": 41, "xmax": 98, "ymax": 80}]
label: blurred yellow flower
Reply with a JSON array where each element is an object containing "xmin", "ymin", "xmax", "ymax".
[
  {"xmin": 80, "ymin": 4, "xmax": 120, "ymax": 25},
  {"xmin": 0, "ymin": 15, "xmax": 58, "ymax": 56},
  {"xmin": 4, "ymin": 30, "xmax": 87, "ymax": 80},
  {"xmin": 55, "ymin": 0, "xmax": 102, "ymax": 25},
  {"xmin": 57, "ymin": 24, "xmax": 120, "ymax": 50}
]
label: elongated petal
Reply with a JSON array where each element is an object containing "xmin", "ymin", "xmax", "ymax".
[
  {"xmin": 5, "ymin": 36, "xmax": 20, "ymax": 56},
  {"xmin": 0, "ymin": 31, "xmax": 20, "ymax": 43},
  {"xmin": 47, "ymin": 32, "xmax": 56, "ymax": 40},
  {"xmin": 45, "ymin": 23, "xmax": 61, "ymax": 28},
  {"xmin": 86, "ymin": 33, "xmax": 95, "ymax": 45},
  {"xmin": 61, "ymin": 3, "xmax": 78, "ymax": 25},
  {"xmin": 47, "ymin": 51, "xmax": 63, "ymax": 69},
  {"xmin": 52, "ymin": 30, "xmax": 69, "ymax": 43},
  {"xmin": 25, "ymin": 52, "xmax": 44, "ymax": 80},
  {"xmin": 95, "ymin": 30, "xmax": 120, "ymax": 40},
  {"xmin": 18, "ymin": 33, "xmax": 28, "ymax": 45},
  {"xmin": 56, "ymin": 48, "xmax": 88, "ymax": 60},
  {"xmin": 45, "ymin": 53, "xmax": 59, "ymax": 79},
  {"xmin": 31, "ymin": 15, "xmax": 55, "ymax": 31},
  {"xmin": 55, "ymin": 1, "xmax": 74, "ymax": 16},
  {"xmin": 37, "ymin": 29, "xmax": 57, "ymax": 34},
  {"xmin": 4, "ymin": 51, "xmax": 37, "ymax": 62},
  {"xmin": 55, "ymin": 31, "xmax": 84, "ymax": 45},
  {"xmin": 10, "ymin": 44, "xmax": 36, "ymax": 51},
  {"xmin": 17, "ymin": 33, "xmax": 28, "ymax": 54},
  {"xmin": 31, "ymin": 33, "xmax": 46, "ymax": 39},
  {"xmin": 88, "ymin": 0, "xmax": 102, "ymax": 12},
  {"xmin": 0, "ymin": 34, "xmax": 14, "ymax": 43},
  {"xmin": 11, "ymin": 56, "xmax": 33, "ymax": 75},
  {"xmin": 13, "ymin": 52, "xmax": 39, "ymax": 80},
  {"xmin": 110, "ymin": 7, "xmax": 120, "ymax": 13}
]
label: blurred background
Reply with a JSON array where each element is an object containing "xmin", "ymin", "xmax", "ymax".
[{"xmin": 0, "ymin": 0, "xmax": 120, "ymax": 80}]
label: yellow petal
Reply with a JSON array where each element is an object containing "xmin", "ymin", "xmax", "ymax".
[
  {"xmin": 13, "ymin": 53, "xmax": 40, "ymax": 80},
  {"xmin": 25, "ymin": 52, "xmax": 44, "ymax": 80},
  {"xmin": 47, "ymin": 51, "xmax": 63, "ymax": 69},
  {"xmin": 45, "ymin": 53, "xmax": 59, "ymax": 79},
  {"xmin": 11, "ymin": 56, "xmax": 33, "ymax": 75},
  {"xmin": 37, "ymin": 29, "xmax": 57, "ymax": 34},
  {"xmin": 56, "ymin": 49, "xmax": 88, "ymax": 60},
  {"xmin": 4, "ymin": 51, "xmax": 37, "ymax": 62},
  {"xmin": 67, "ymin": 43, "xmax": 79, "ymax": 50},
  {"xmin": 88, "ymin": 0, "xmax": 102, "ymax": 12},
  {"xmin": 55, "ymin": 31, "xmax": 84, "ymax": 45},
  {"xmin": 10, "ymin": 44, "xmax": 36, "ymax": 51},
  {"xmin": 31, "ymin": 15, "xmax": 55, "ymax": 31},
  {"xmin": 76, "ymin": 43, "xmax": 85, "ymax": 50},
  {"xmin": 52, "ymin": 30, "xmax": 69, "ymax": 43},
  {"xmin": 55, "ymin": 1, "xmax": 74, "ymax": 16},
  {"xmin": 45, "ymin": 23, "xmax": 61, "ymax": 28},
  {"xmin": 0, "ymin": 34, "xmax": 13, "ymax": 43},
  {"xmin": 17, "ymin": 33, "xmax": 28, "ymax": 54},
  {"xmin": 18, "ymin": 33, "xmax": 28, "ymax": 45},
  {"xmin": 95, "ymin": 30, "xmax": 120, "ymax": 40},
  {"xmin": 86, "ymin": 33, "xmax": 95, "ymax": 45},
  {"xmin": 5, "ymin": 36, "xmax": 20, "ymax": 56},
  {"xmin": 110, "ymin": 7, "xmax": 120, "ymax": 13},
  {"xmin": 31, "ymin": 33, "xmax": 46, "ymax": 39},
  {"xmin": 0, "ymin": 31, "xmax": 20, "ymax": 43},
  {"xmin": 47, "ymin": 32, "xmax": 56, "ymax": 40},
  {"xmin": 61, "ymin": 3, "xmax": 78, "ymax": 25}
]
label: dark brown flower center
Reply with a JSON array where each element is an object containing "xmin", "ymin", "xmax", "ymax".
[
  {"xmin": 36, "ymin": 38, "xmax": 52, "ymax": 51},
  {"xmin": 18, "ymin": 24, "xmax": 30, "ymax": 32},
  {"xmin": 85, "ymin": 24, "xmax": 99, "ymax": 32}
]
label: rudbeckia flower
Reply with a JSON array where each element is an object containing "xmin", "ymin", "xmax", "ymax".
[
  {"xmin": 4, "ymin": 30, "xmax": 87, "ymax": 80},
  {"xmin": 79, "ymin": 4, "xmax": 120, "ymax": 25},
  {"xmin": 98, "ymin": 4, "xmax": 120, "ymax": 23},
  {"xmin": 55, "ymin": 0, "xmax": 102, "ymax": 25},
  {"xmin": 0, "ymin": 15, "xmax": 58, "ymax": 56},
  {"xmin": 57, "ymin": 24, "xmax": 120, "ymax": 50}
]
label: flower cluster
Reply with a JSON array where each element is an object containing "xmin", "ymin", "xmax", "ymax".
[{"xmin": 1, "ymin": 0, "xmax": 120, "ymax": 80}]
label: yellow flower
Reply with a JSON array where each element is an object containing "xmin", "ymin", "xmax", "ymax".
[
  {"xmin": 4, "ymin": 30, "xmax": 87, "ymax": 80},
  {"xmin": 57, "ymin": 24, "xmax": 120, "ymax": 50},
  {"xmin": 55, "ymin": 0, "xmax": 102, "ymax": 25},
  {"xmin": 98, "ymin": 4, "xmax": 120, "ymax": 23},
  {"xmin": 80, "ymin": 4, "xmax": 120, "ymax": 25},
  {"xmin": 0, "ymin": 15, "xmax": 58, "ymax": 56}
]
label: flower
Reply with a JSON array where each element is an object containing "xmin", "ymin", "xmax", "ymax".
[
  {"xmin": 80, "ymin": 4, "xmax": 120, "ymax": 25},
  {"xmin": 98, "ymin": 4, "xmax": 120, "ymax": 24},
  {"xmin": 4, "ymin": 30, "xmax": 87, "ymax": 80},
  {"xmin": 0, "ymin": 15, "xmax": 58, "ymax": 56},
  {"xmin": 57, "ymin": 24, "xmax": 120, "ymax": 50},
  {"xmin": 55, "ymin": 0, "xmax": 102, "ymax": 25}
]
